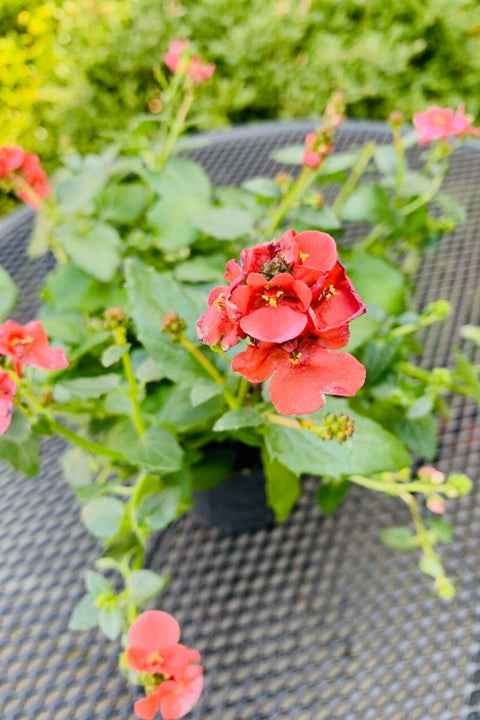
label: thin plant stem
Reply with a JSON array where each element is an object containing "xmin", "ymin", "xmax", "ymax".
[
  {"xmin": 401, "ymin": 173, "xmax": 443, "ymax": 216},
  {"xmin": 114, "ymin": 328, "xmax": 145, "ymax": 437},
  {"xmin": 19, "ymin": 382, "xmax": 126, "ymax": 462},
  {"xmin": 179, "ymin": 335, "xmax": 237, "ymax": 409},
  {"xmin": 349, "ymin": 474, "xmax": 445, "ymax": 497},
  {"xmin": 161, "ymin": 88, "xmax": 195, "ymax": 164},
  {"xmin": 393, "ymin": 126, "xmax": 406, "ymax": 207},
  {"xmin": 237, "ymin": 377, "xmax": 250, "ymax": 404},
  {"xmin": 266, "ymin": 166, "xmax": 313, "ymax": 235},
  {"xmin": 332, "ymin": 141, "xmax": 375, "ymax": 215}
]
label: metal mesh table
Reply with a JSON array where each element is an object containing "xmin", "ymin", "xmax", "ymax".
[{"xmin": 1, "ymin": 122, "xmax": 480, "ymax": 720}]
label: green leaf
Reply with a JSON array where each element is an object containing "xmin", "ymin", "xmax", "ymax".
[
  {"xmin": 340, "ymin": 184, "xmax": 397, "ymax": 225},
  {"xmin": 460, "ymin": 324, "xmax": 480, "ymax": 346},
  {"xmin": 53, "ymin": 374, "xmax": 120, "ymax": 401},
  {"xmin": 289, "ymin": 205, "xmax": 342, "ymax": 231},
  {"xmin": 128, "ymin": 570, "xmax": 170, "ymax": 605},
  {"xmin": 428, "ymin": 517, "xmax": 454, "ymax": 543},
  {"xmin": 0, "ymin": 414, "xmax": 40, "ymax": 475},
  {"xmin": 98, "ymin": 182, "xmax": 149, "ymax": 223},
  {"xmin": 28, "ymin": 211, "xmax": 52, "ymax": 258},
  {"xmin": 373, "ymin": 145, "xmax": 397, "ymax": 174},
  {"xmin": 59, "ymin": 222, "xmax": 121, "ymax": 282},
  {"xmin": 155, "ymin": 385, "xmax": 226, "ymax": 434},
  {"xmin": 319, "ymin": 151, "xmax": 359, "ymax": 175},
  {"xmin": 107, "ymin": 421, "xmax": 183, "ymax": 473},
  {"xmin": 396, "ymin": 415, "xmax": 437, "ymax": 460},
  {"xmin": 145, "ymin": 158, "xmax": 212, "ymax": 202},
  {"xmin": 69, "ymin": 595, "xmax": 99, "ymax": 631},
  {"xmin": 380, "ymin": 526, "xmax": 418, "ymax": 551},
  {"xmin": 406, "ymin": 396, "xmax": 434, "ymax": 419},
  {"xmin": 174, "ymin": 254, "xmax": 227, "ymax": 284},
  {"xmin": 101, "ymin": 344, "xmax": 130, "ymax": 367},
  {"xmin": 125, "ymin": 258, "xmax": 210, "ymax": 384},
  {"xmin": 147, "ymin": 197, "xmax": 200, "ymax": 251},
  {"xmin": 363, "ymin": 340, "xmax": 399, "ymax": 384},
  {"xmin": 346, "ymin": 252, "xmax": 405, "ymax": 315},
  {"xmin": 135, "ymin": 487, "xmax": 182, "ymax": 530},
  {"xmin": 39, "ymin": 309, "xmax": 85, "ymax": 345},
  {"xmin": 98, "ymin": 605, "xmax": 122, "ymax": 640},
  {"xmin": 191, "ymin": 206, "xmax": 255, "ymax": 240},
  {"xmin": 42, "ymin": 264, "xmax": 126, "ymax": 313},
  {"xmin": 86, "ymin": 570, "xmax": 113, "ymax": 598},
  {"xmin": 190, "ymin": 380, "xmax": 223, "ymax": 406},
  {"xmin": 316, "ymin": 477, "xmax": 349, "ymax": 514},
  {"xmin": 264, "ymin": 398, "xmax": 411, "ymax": 479},
  {"xmin": 263, "ymin": 454, "xmax": 300, "ymax": 522},
  {"xmin": 60, "ymin": 447, "xmax": 93, "ymax": 487},
  {"xmin": 0, "ymin": 265, "xmax": 18, "ymax": 320},
  {"xmin": 270, "ymin": 144, "xmax": 304, "ymax": 164},
  {"xmin": 242, "ymin": 177, "xmax": 280, "ymax": 201},
  {"xmin": 81, "ymin": 497, "xmax": 125, "ymax": 539},
  {"xmin": 436, "ymin": 192, "xmax": 467, "ymax": 224},
  {"xmin": 214, "ymin": 408, "xmax": 264, "ymax": 432},
  {"xmin": 55, "ymin": 165, "xmax": 110, "ymax": 213}
]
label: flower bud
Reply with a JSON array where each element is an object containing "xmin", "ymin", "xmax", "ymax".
[{"xmin": 162, "ymin": 312, "xmax": 187, "ymax": 342}]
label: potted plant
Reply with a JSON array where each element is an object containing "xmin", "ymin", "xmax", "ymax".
[{"xmin": 0, "ymin": 41, "xmax": 479, "ymax": 720}]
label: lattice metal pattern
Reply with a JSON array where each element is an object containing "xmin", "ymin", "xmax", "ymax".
[{"xmin": 1, "ymin": 123, "xmax": 480, "ymax": 720}]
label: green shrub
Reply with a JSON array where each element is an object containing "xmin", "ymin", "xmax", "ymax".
[{"xmin": 1, "ymin": 0, "xmax": 480, "ymax": 164}]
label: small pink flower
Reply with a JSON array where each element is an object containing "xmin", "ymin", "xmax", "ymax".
[
  {"xmin": 134, "ymin": 664, "xmax": 203, "ymax": 720},
  {"xmin": 163, "ymin": 39, "xmax": 215, "ymax": 84},
  {"xmin": 413, "ymin": 104, "xmax": 480, "ymax": 144},
  {"xmin": 427, "ymin": 497, "xmax": 446, "ymax": 515},
  {"xmin": 302, "ymin": 132, "xmax": 333, "ymax": 169},
  {"xmin": 0, "ymin": 371, "xmax": 16, "ymax": 434},
  {"xmin": 0, "ymin": 319, "xmax": 69, "ymax": 377},
  {"xmin": 418, "ymin": 466, "xmax": 445, "ymax": 485},
  {"xmin": 0, "ymin": 146, "xmax": 25, "ymax": 177},
  {"xmin": 0, "ymin": 146, "xmax": 50, "ymax": 207}
]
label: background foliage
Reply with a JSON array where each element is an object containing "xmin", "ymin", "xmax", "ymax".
[{"xmin": 1, "ymin": 0, "xmax": 480, "ymax": 165}]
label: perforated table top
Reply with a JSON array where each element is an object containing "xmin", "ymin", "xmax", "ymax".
[{"xmin": 1, "ymin": 122, "xmax": 480, "ymax": 720}]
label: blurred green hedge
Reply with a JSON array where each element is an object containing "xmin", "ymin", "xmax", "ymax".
[{"xmin": 2, "ymin": 0, "xmax": 480, "ymax": 164}]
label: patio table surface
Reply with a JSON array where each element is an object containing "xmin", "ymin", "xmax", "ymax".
[{"xmin": 1, "ymin": 121, "xmax": 480, "ymax": 720}]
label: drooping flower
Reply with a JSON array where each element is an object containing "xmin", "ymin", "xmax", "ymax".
[
  {"xmin": 163, "ymin": 40, "xmax": 215, "ymax": 84},
  {"xmin": 413, "ymin": 105, "xmax": 480, "ymax": 145},
  {"xmin": 134, "ymin": 664, "xmax": 204, "ymax": 720},
  {"xmin": 0, "ymin": 320, "xmax": 69, "ymax": 377},
  {"xmin": 126, "ymin": 611, "xmax": 203, "ymax": 720},
  {"xmin": 0, "ymin": 371, "xmax": 16, "ymax": 434},
  {"xmin": 232, "ymin": 338, "xmax": 366, "ymax": 415}
]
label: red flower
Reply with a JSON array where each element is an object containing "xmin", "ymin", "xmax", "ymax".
[
  {"xmin": 0, "ymin": 146, "xmax": 50, "ymax": 207},
  {"xmin": 0, "ymin": 371, "xmax": 16, "ymax": 434},
  {"xmin": 233, "ymin": 338, "xmax": 366, "ymax": 415},
  {"xmin": 0, "ymin": 146, "xmax": 25, "ymax": 176},
  {"xmin": 0, "ymin": 320, "xmax": 69, "ymax": 377},
  {"xmin": 163, "ymin": 40, "xmax": 215, "ymax": 84},
  {"xmin": 413, "ymin": 105, "xmax": 480, "ymax": 145},
  {"xmin": 195, "ymin": 285, "xmax": 244, "ymax": 351},
  {"xmin": 134, "ymin": 664, "xmax": 204, "ymax": 720},
  {"xmin": 230, "ymin": 272, "xmax": 312, "ymax": 343}
]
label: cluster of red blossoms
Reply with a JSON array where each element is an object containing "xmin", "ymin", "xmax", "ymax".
[
  {"xmin": 126, "ymin": 611, "xmax": 203, "ymax": 720},
  {"xmin": 0, "ymin": 320, "xmax": 68, "ymax": 433},
  {"xmin": 163, "ymin": 40, "xmax": 215, "ymax": 84},
  {"xmin": 196, "ymin": 230, "xmax": 367, "ymax": 416},
  {"xmin": 413, "ymin": 105, "xmax": 480, "ymax": 145},
  {"xmin": 0, "ymin": 146, "xmax": 50, "ymax": 208}
]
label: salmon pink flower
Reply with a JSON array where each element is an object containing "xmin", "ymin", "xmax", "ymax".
[
  {"xmin": 0, "ymin": 371, "xmax": 16, "ymax": 434},
  {"xmin": 163, "ymin": 40, "xmax": 215, "ymax": 84},
  {"xmin": 413, "ymin": 105, "xmax": 480, "ymax": 145},
  {"xmin": 195, "ymin": 285, "xmax": 244, "ymax": 351},
  {"xmin": 233, "ymin": 338, "xmax": 366, "ymax": 415},
  {"xmin": 134, "ymin": 664, "xmax": 203, "ymax": 720},
  {"xmin": 0, "ymin": 146, "xmax": 25, "ymax": 176},
  {"xmin": 0, "ymin": 319, "xmax": 69, "ymax": 377}
]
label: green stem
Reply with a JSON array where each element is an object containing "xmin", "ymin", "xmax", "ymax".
[
  {"xmin": 332, "ymin": 141, "xmax": 375, "ymax": 215},
  {"xmin": 401, "ymin": 173, "xmax": 443, "ymax": 216},
  {"xmin": 349, "ymin": 474, "xmax": 446, "ymax": 497},
  {"xmin": 19, "ymin": 383, "xmax": 126, "ymax": 462},
  {"xmin": 115, "ymin": 329, "xmax": 145, "ymax": 438},
  {"xmin": 266, "ymin": 166, "xmax": 313, "ymax": 235},
  {"xmin": 400, "ymin": 492, "xmax": 447, "ymax": 578},
  {"xmin": 355, "ymin": 225, "xmax": 386, "ymax": 253},
  {"xmin": 179, "ymin": 335, "xmax": 237, "ymax": 409},
  {"xmin": 161, "ymin": 88, "xmax": 194, "ymax": 163},
  {"xmin": 237, "ymin": 377, "xmax": 250, "ymax": 404},
  {"xmin": 393, "ymin": 126, "xmax": 405, "ymax": 206}
]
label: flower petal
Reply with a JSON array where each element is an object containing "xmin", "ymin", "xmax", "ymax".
[
  {"xmin": 129, "ymin": 610, "xmax": 181, "ymax": 654},
  {"xmin": 240, "ymin": 305, "xmax": 308, "ymax": 343}
]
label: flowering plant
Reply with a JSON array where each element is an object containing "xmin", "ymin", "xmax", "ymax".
[{"xmin": 1, "ymin": 41, "xmax": 480, "ymax": 718}]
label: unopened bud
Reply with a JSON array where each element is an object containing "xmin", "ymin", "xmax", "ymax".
[
  {"xmin": 103, "ymin": 306, "xmax": 127, "ymax": 329},
  {"xmin": 426, "ymin": 496, "xmax": 446, "ymax": 515},
  {"xmin": 418, "ymin": 466, "xmax": 445, "ymax": 485},
  {"xmin": 40, "ymin": 389, "xmax": 54, "ymax": 406},
  {"xmin": 389, "ymin": 110, "xmax": 404, "ymax": 127},
  {"xmin": 161, "ymin": 312, "xmax": 187, "ymax": 341}
]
